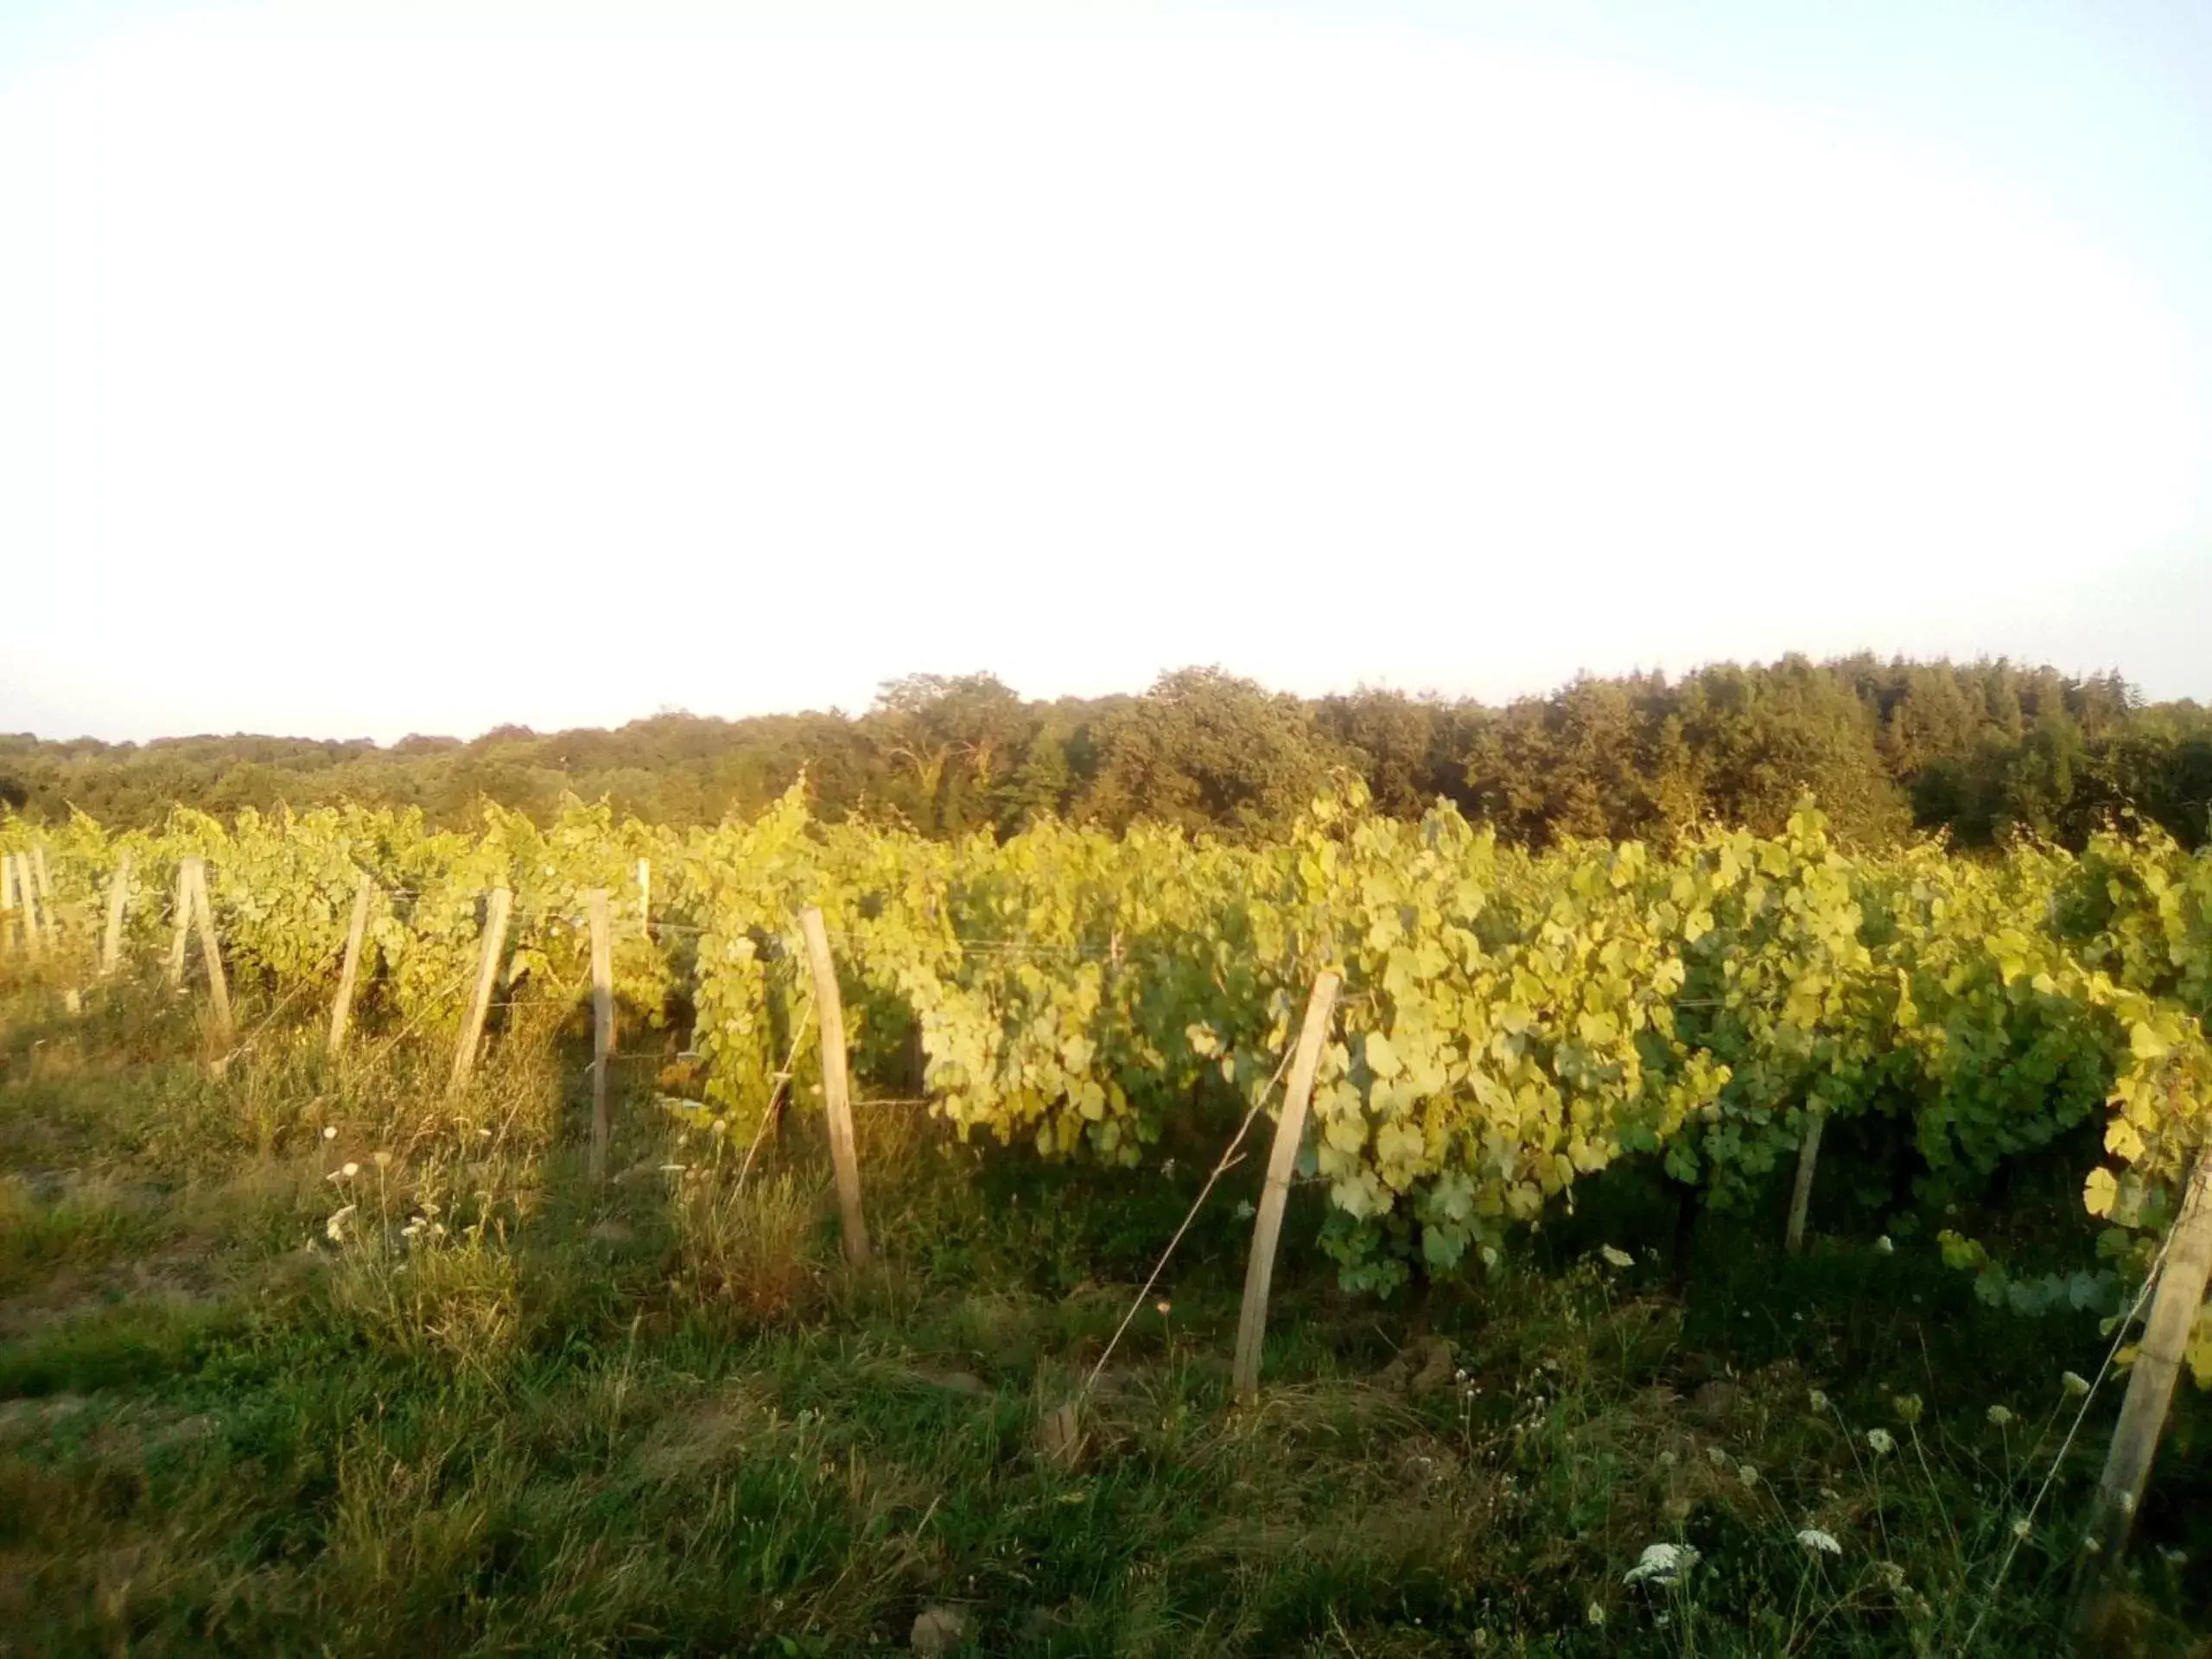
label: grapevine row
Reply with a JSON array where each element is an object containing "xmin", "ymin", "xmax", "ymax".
[{"xmin": 3, "ymin": 788, "xmax": 2209, "ymax": 1363}]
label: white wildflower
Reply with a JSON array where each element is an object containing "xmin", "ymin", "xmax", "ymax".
[
  {"xmin": 1738, "ymin": 1462, "xmax": 1760, "ymax": 1488},
  {"xmin": 2011, "ymin": 1516, "xmax": 2031, "ymax": 1540},
  {"xmin": 1866, "ymin": 1428, "xmax": 1895, "ymax": 1456},
  {"xmin": 1707, "ymin": 1445, "xmax": 1732, "ymax": 1468},
  {"xmin": 1796, "ymin": 1529, "xmax": 1842, "ymax": 1555},
  {"xmin": 325, "ymin": 1205, "xmax": 357, "ymax": 1243},
  {"xmin": 1874, "ymin": 1235, "xmax": 1894, "ymax": 1254},
  {"xmin": 1600, "ymin": 1244, "xmax": 1634, "ymax": 1269},
  {"xmin": 322, "ymin": 1126, "xmax": 338, "ymax": 1141},
  {"xmin": 1623, "ymin": 1542, "xmax": 1699, "ymax": 1586},
  {"xmin": 1586, "ymin": 1600, "xmax": 1605, "ymax": 1627},
  {"xmin": 372, "ymin": 1150, "xmax": 392, "ymax": 1170},
  {"xmin": 1808, "ymin": 1389, "xmax": 1829, "ymax": 1414},
  {"xmin": 1986, "ymin": 1404, "xmax": 2013, "ymax": 1427},
  {"xmin": 340, "ymin": 1161, "xmax": 359, "ymax": 1179},
  {"xmin": 2061, "ymin": 1370, "xmax": 2091, "ymax": 1398}
]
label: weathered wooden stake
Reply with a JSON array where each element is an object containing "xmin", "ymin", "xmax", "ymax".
[
  {"xmin": 185, "ymin": 858, "xmax": 233, "ymax": 1046},
  {"xmin": 166, "ymin": 863, "xmax": 193, "ymax": 987},
  {"xmin": 327, "ymin": 873, "xmax": 373, "ymax": 1057},
  {"xmin": 29, "ymin": 844, "xmax": 54, "ymax": 918},
  {"xmin": 798, "ymin": 906, "xmax": 870, "ymax": 1267},
  {"xmin": 448, "ymin": 887, "xmax": 513, "ymax": 1096},
  {"xmin": 587, "ymin": 887, "xmax": 614, "ymax": 1180},
  {"xmin": 0, "ymin": 852, "xmax": 16, "ymax": 955},
  {"xmin": 100, "ymin": 852, "xmax": 133, "ymax": 977},
  {"xmin": 636, "ymin": 858, "xmax": 652, "ymax": 936},
  {"xmin": 1785, "ymin": 1105, "xmax": 1827, "ymax": 1254},
  {"xmin": 16, "ymin": 855, "xmax": 44, "ymax": 962},
  {"xmin": 2071, "ymin": 1145, "xmax": 2212, "ymax": 1633},
  {"xmin": 1232, "ymin": 969, "xmax": 1343, "ymax": 1402}
]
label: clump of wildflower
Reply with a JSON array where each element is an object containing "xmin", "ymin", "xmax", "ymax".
[
  {"xmin": 1874, "ymin": 1235, "xmax": 1894, "ymax": 1255},
  {"xmin": 1623, "ymin": 1542, "xmax": 1698, "ymax": 1586},
  {"xmin": 1893, "ymin": 1393, "xmax": 1923, "ymax": 1426},
  {"xmin": 1600, "ymin": 1244, "xmax": 1634, "ymax": 1269},
  {"xmin": 1866, "ymin": 1427, "xmax": 1896, "ymax": 1456},
  {"xmin": 322, "ymin": 1126, "xmax": 338, "ymax": 1141},
  {"xmin": 1707, "ymin": 1445, "xmax": 1732, "ymax": 1469},
  {"xmin": 1797, "ymin": 1529, "xmax": 1842, "ymax": 1555},
  {"xmin": 1586, "ymin": 1601, "xmax": 1605, "ymax": 1627},
  {"xmin": 1154, "ymin": 1299, "xmax": 1172, "ymax": 1316},
  {"xmin": 1737, "ymin": 1462, "xmax": 1760, "ymax": 1488},
  {"xmin": 1986, "ymin": 1403, "xmax": 2013, "ymax": 1427},
  {"xmin": 2061, "ymin": 1370, "xmax": 2091, "ymax": 1398},
  {"xmin": 325, "ymin": 1205, "xmax": 356, "ymax": 1243},
  {"xmin": 1808, "ymin": 1389, "xmax": 1829, "ymax": 1414},
  {"xmin": 2011, "ymin": 1516, "xmax": 2031, "ymax": 1540}
]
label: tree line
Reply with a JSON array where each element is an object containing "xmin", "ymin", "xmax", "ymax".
[{"xmin": 3, "ymin": 655, "xmax": 2208, "ymax": 850}]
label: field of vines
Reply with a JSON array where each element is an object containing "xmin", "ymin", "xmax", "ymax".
[
  {"xmin": 2, "ymin": 783, "xmax": 2209, "ymax": 1654},
  {"xmin": 6, "ymin": 785, "xmax": 2209, "ymax": 1312}
]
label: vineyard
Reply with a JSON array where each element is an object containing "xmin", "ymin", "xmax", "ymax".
[{"xmin": 2, "ymin": 785, "xmax": 2210, "ymax": 1654}]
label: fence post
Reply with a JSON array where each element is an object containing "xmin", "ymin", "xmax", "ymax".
[
  {"xmin": 327, "ymin": 873, "xmax": 373, "ymax": 1057},
  {"xmin": 1786, "ymin": 1105, "xmax": 1826, "ymax": 1254},
  {"xmin": 1232, "ymin": 969, "xmax": 1342, "ymax": 1402},
  {"xmin": 29, "ymin": 845, "xmax": 54, "ymax": 936},
  {"xmin": 167, "ymin": 862, "xmax": 193, "ymax": 987},
  {"xmin": 0, "ymin": 852, "xmax": 15, "ymax": 956},
  {"xmin": 184, "ymin": 858, "xmax": 232, "ymax": 1046},
  {"xmin": 448, "ymin": 887, "xmax": 513, "ymax": 1096},
  {"xmin": 636, "ymin": 858, "xmax": 652, "ymax": 937},
  {"xmin": 798, "ymin": 906, "xmax": 870, "ymax": 1268},
  {"xmin": 100, "ymin": 851, "xmax": 133, "ymax": 977},
  {"xmin": 2070, "ymin": 1145, "xmax": 2212, "ymax": 1633},
  {"xmin": 15, "ymin": 855, "xmax": 42, "ymax": 962},
  {"xmin": 588, "ymin": 887, "xmax": 614, "ymax": 1180}
]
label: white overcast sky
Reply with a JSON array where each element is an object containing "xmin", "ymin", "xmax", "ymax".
[{"xmin": 3, "ymin": 0, "xmax": 2209, "ymax": 742}]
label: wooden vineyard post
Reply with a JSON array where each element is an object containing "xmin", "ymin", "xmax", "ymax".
[
  {"xmin": 0, "ymin": 852, "xmax": 15, "ymax": 956},
  {"xmin": 183, "ymin": 858, "xmax": 232, "ymax": 1046},
  {"xmin": 166, "ymin": 862, "xmax": 193, "ymax": 987},
  {"xmin": 1785, "ymin": 1105, "xmax": 1827, "ymax": 1254},
  {"xmin": 29, "ymin": 845, "xmax": 54, "ymax": 939},
  {"xmin": 327, "ymin": 873, "xmax": 374, "ymax": 1057},
  {"xmin": 100, "ymin": 852, "xmax": 132, "ymax": 977},
  {"xmin": 798, "ymin": 906, "xmax": 870, "ymax": 1268},
  {"xmin": 2071, "ymin": 1145, "xmax": 2212, "ymax": 1634},
  {"xmin": 587, "ymin": 888, "xmax": 614, "ymax": 1180},
  {"xmin": 636, "ymin": 859, "xmax": 652, "ymax": 937},
  {"xmin": 448, "ymin": 887, "xmax": 512, "ymax": 1096},
  {"xmin": 1232, "ymin": 969, "xmax": 1343, "ymax": 1402},
  {"xmin": 12, "ymin": 855, "xmax": 42, "ymax": 962}
]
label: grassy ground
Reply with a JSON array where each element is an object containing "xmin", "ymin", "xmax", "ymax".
[{"xmin": 0, "ymin": 965, "xmax": 2206, "ymax": 1656}]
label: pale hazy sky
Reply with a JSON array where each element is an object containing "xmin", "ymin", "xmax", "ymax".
[{"xmin": 3, "ymin": 0, "xmax": 2209, "ymax": 742}]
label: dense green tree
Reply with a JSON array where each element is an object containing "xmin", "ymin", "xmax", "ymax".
[
  {"xmin": 4, "ymin": 656, "xmax": 2205, "ymax": 849},
  {"xmin": 1079, "ymin": 668, "xmax": 1340, "ymax": 840}
]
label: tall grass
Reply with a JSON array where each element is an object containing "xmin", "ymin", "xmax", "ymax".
[{"xmin": 0, "ymin": 965, "xmax": 2203, "ymax": 1655}]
